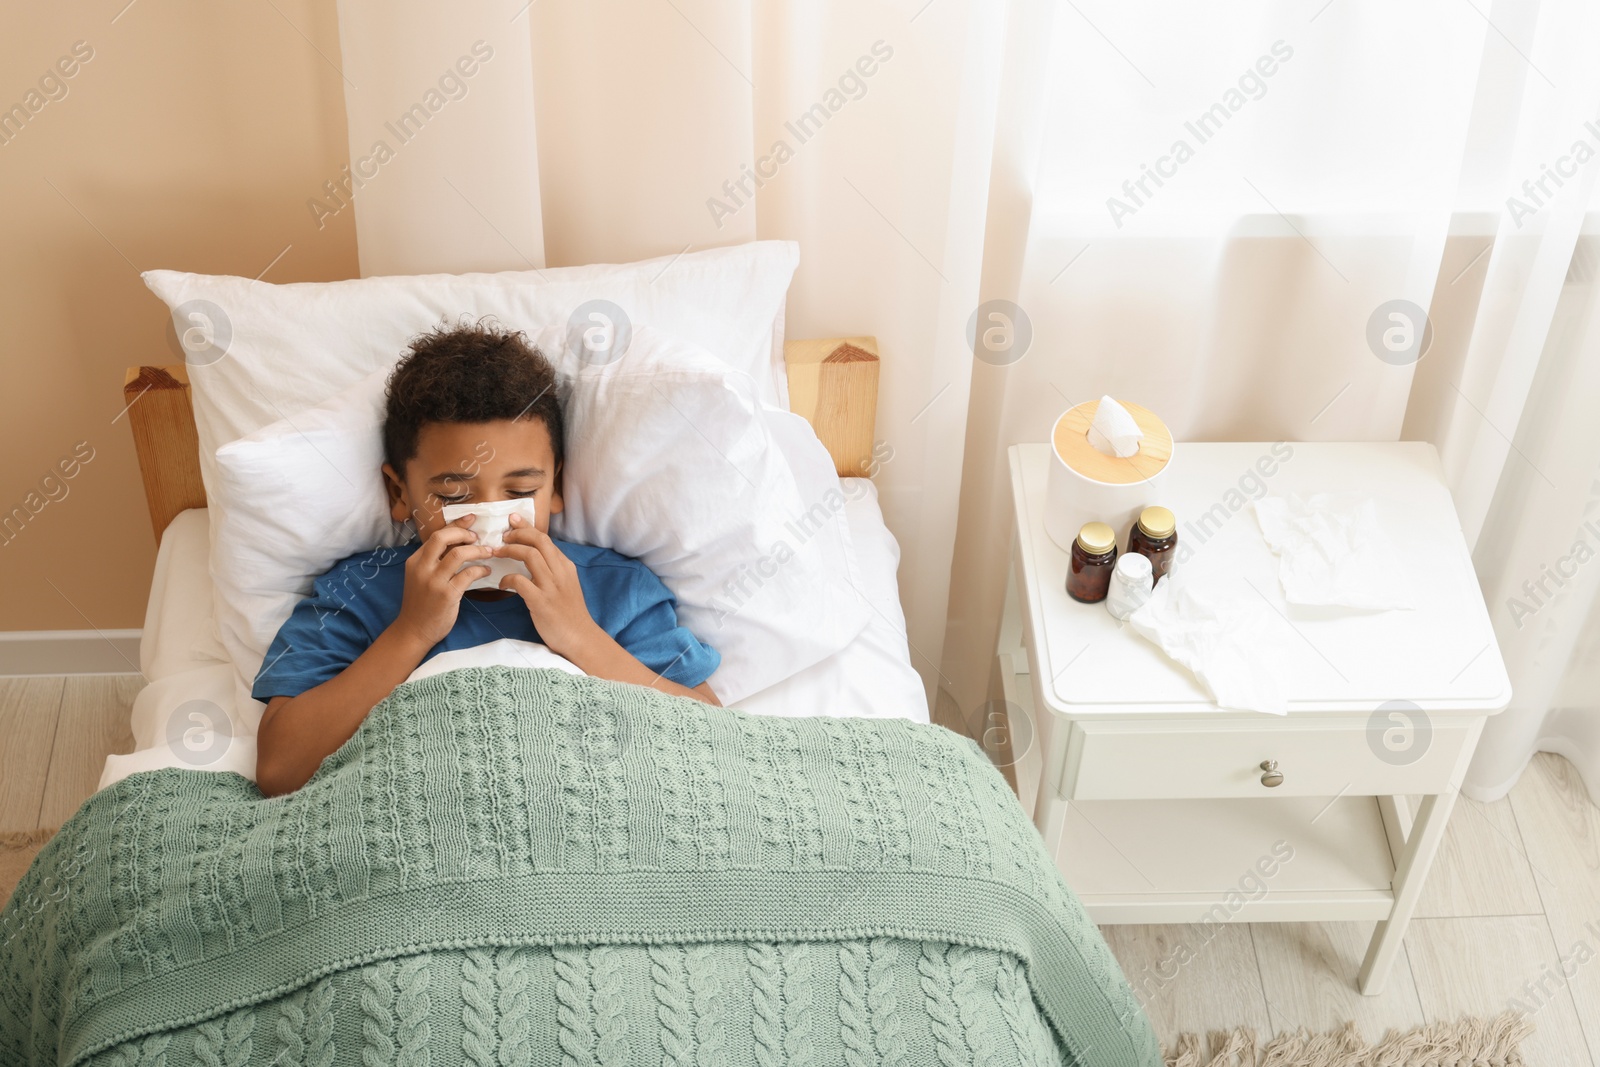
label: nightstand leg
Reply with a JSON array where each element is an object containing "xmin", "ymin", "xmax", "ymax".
[
  {"xmin": 1032, "ymin": 779, "xmax": 1067, "ymax": 852},
  {"xmin": 1031, "ymin": 709, "xmax": 1069, "ymax": 843},
  {"xmin": 1357, "ymin": 788, "xmax": 1459, "ymax": 994}
]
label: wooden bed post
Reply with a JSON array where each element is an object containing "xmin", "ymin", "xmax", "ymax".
[
  {"xmin": 783, "ymin": 337, "xmax": 881, "ymax": 478},
  {"xmin": 123, "ymin": 364, "xmax": 206, "ymax": 543}
]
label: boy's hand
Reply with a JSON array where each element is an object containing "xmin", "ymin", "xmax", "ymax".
[
  {"xmin": 496, "ymin": 514, "xmax": 602, "ymax": 658},
  {"xmin": 391, "ymin": 515, "xmax": 493, "ymax": 648}
]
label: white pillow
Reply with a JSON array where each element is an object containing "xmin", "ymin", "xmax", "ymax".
[
  {"xmin": 211, "ymin": 325, "xmax": 868, "ymax": 705},
  {"xmin": 142, "ymin": 241, "xmax": 799, "ymax": 508},
  {"xmin": 711, "ymin": 430, "xmax": 928, "ymax": 721},
  {"xmin": 549, "ymin": 327, "xmax": 868, "ymax": 701},
  {"xmin": 209, "ymin": 364, "xmax": 405, "ymax": 689}
]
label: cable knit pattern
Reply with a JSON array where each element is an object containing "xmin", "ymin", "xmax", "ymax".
[
  {"xmin": 87, "ymin": 1031, "xmax": 171, "ymax": 1067},
  {"xmin": 736, "ymin": 718, "xmax": 791, "ymax": 870},
  {"xmin": 868, "ymin": 938, "xmax": 910, "ymax": 1067},
  {"xmin": 552, "ymin": 946, "xmax": 592, "ymax": 1067},
  {"xmin": 781, "ymin": 942, "xmax": 818, "ymax": 1067},
  {"xmin": 590, "ymin": 945, "xmax": 629, "ymax": 1067},
  {"xmin": 770, "ymin": 719, "xmax": 824, "ymax": 869},
  {"xmin": 273, "ymin": 986, "xmax": 307, "ymax": 1066},
  {"xmin": 854, "ymin": 727, "xmax": 913, "ymax": 870},
  {"xmin": 995, "ymin": 956, "xmax": 1061, "ymax": 1067},
  {"xmin": 551, "ymin": 691, "xmax": 594, "ymax": 871},
  {"xmin": 1, "ymin": 666, "xmax": 1159, "ymax": 1067},
  {"xmin": 651, "ymin": 709, "xmax": 696, "ymax": 871},
  {"xmin": 395, "ymin": 953, "xmax": 432, "ymax": 1067},
  {"xmin": 494, "ymin": 947, "xmax": 534, "ymax": 1067},
  {"xmin": 681, "ymin": 715, "xmax": 731, "ymax": 872},
  {"xmin": 920, "ymin": 942, "xmax": 971, "ymax": 1067},
  {"xmin": 460, "ymin": 949, "xmax": 496, "ymax": 1067},
  {"xmin": 685, "ymin": 943, "xmax": 728, "ymax": 1067},
  {"xmin": 836, "ymin": 940, "xmax": 873, "ymax": 1067},
  {"xmin": 589, "ymin": 711, "xmax": 631, "ymax": 874},
  {"xmin": 359, "ymin": 960, "xmax": 397, "ymax": 1067},
  {"xmin": 192, "ymin": 1007, "xmax": 251, "ymax": 1067},
  {"xmin": 263, "ymin": 976, "xmax": 333, "ymax": 1067},
  {"xmin": 744, "ymin": 943, "xmax": 783, "ymax": 1067},
  {"xmin": 824, "ymin": 721, "xmax": 880, "ymax": 870},
  {"xmin": 951, "ymin": 945, "xmax": 1001, "ymax": 1067},
  {"xmin": 649, "ymin": 943, "xmax": 694, "ymax": 1067},
  {"xmin": 305, "ymin": 976, "xmax": 337, "ymax": 1067}
]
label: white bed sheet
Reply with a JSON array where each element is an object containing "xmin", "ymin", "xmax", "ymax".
[{"xmin": 101, "ymin": 481, "xmax": 928, "ymax": 790}]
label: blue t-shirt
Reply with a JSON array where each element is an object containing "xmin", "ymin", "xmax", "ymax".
[{"xmin": 252, "ymin": 539, "xmax": 719, "ymax": 701}]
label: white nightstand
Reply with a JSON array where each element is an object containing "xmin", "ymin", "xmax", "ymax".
[{"xmin": 999, "ymin": 442, "xmax": 1511, "ymax": 994}]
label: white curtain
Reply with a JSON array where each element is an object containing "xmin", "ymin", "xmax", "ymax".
[
  {"xmin": 944, "ymin": 0, "xmax": 1600, "ymax": 802},
  {"xmin": 332, "ymin": 0, "xmax": 1600, "ymax": 798}
]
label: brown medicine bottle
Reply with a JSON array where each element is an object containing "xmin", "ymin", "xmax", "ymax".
[
  {"xmin": 1127, "ymin": 506, "xmax": 1177, "ymax": 585},
  {"xmin": 1067, "ymin": 522, "xmax": 1118, "ymax": 603}
]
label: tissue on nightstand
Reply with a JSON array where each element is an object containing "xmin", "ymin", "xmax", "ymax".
[
  {"xmin": 1253, "ymin": 493, "xmax": 1415, "ymax": 610},
  {"xmin": 1126, "ymin": 571, "xmax": 1292, "ymax": 714}
]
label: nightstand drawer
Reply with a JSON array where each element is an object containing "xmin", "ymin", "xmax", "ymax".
[{"xmin": 1064, "ymin": 718, "xmax": 1475, "ymax": 800}]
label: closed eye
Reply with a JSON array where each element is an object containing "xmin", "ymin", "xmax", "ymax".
[{"xmin": 434, "ymin": 488, "xmax": 537, "ymax": 506}]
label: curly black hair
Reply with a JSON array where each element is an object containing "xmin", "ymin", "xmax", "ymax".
[{"xmin": 382, "ymin": 319, "xmax": 564, "ymax": 475}]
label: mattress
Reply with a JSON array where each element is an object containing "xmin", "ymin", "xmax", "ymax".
[{"xmin": 101, "ymin": 480, "xmax": 929, "ymax": 789}]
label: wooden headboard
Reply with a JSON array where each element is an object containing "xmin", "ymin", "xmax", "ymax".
[{"xmin": 124, "ymin": 337, "xmax": 881, "ymax": 542}]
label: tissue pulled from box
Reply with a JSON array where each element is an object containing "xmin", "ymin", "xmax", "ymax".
[
  {"xmin": 1253, "ymin": 493, "xmax": 1415, "ymax": 611},
  {"xmin": 1086, "ymin": 395, "xmax": 1144, "ymax": 458},
  {"xmin": 1126, "ymin": 570, "xmax": 1292, "ymax": 714},
  {"xmin": 439, "ymin": 498, "xmax": 539, "ymax": 591}
]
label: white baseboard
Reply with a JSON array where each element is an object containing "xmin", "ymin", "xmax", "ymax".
[{"xmin": 0, "ymin": 629, "xmax": 143, "ymax": 676}]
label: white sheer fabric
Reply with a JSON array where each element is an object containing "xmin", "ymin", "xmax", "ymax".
[{"xmin": 945, "ymin": 0, "xmax": 1600, "ymax": 802}]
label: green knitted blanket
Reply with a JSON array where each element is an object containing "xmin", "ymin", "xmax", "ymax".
[{"xmin": 0, "ymin": 667, "xmax": 1158, "ymax": 1067}]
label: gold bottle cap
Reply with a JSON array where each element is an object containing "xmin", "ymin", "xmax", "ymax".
[
  {"xmin": 1075, "ymin": 522, "xmax": 1117, "ymax": 555},
  {"xmin": 1137, "ymin": 506, "xmax": 1176, "ymax": 539}
]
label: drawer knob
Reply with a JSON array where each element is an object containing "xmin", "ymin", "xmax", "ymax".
[{"xmin": 1259, "ymin": 759, "xmax": 1284, "ymax": 787}]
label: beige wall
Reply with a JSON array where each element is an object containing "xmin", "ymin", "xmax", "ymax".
[{"xmin": 0, "ymin": 1, "xmax": 357, "ymax": 631}]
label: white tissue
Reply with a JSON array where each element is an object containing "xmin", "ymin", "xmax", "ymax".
[
  {"xmin": 439, "ymin": 498, "xmax": 539, "ymax": 591},
  {"xmin": 1126, "ymin": 570, "xmax": 1291, "ymax": 714},
  {"xmin": 1253, "ymin": 493, "xmax": 1415, "ymax": 611},
  {"xmin": 1086, "ymin": 395, "xmax": 1145, "ymax": 458}
]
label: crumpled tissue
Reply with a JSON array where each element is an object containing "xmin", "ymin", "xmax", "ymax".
[
  {"xmin": 1126, "ymin": 569, "xmax": 1292, "ymax": 714},
  {"xmin": 1086, "ymin": 395, "xmax": 1144, "ymax": 457},
  {"xmin": 440, "ymin": 498, "xmax": 539, "ymax": 591},
  {"xmin": 1253, "ymin": 493, "xmax": 1415, "ymax": 610}
]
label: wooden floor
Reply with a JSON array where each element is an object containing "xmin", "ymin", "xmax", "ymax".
[
  {"xmin": 1, "ymin": 675, "xmax": 139, "ymax": 831},
  {"xmin": 5, "ymin": 675, "xmax": 1600, "ymax": 1062}
]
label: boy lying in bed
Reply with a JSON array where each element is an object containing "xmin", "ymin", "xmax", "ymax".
[{"xmin": 252, "ymin": 321, "xmax": 720, "ymax": 796}]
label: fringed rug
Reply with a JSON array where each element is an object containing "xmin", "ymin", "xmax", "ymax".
[{"xmin": 1163, "ymin": 1012, "xmax": 1533, "ymax": 1066}]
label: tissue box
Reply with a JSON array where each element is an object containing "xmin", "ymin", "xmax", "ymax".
[{"xmin": 1044, "ymin": 399, "xmax": 1174, "ymax": 552}]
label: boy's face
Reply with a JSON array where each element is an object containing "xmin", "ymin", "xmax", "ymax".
[{"xmin": 382, "ymin": 417, "xmax": 564, "ymax": 541}]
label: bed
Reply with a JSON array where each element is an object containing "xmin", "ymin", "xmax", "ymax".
[
  {"xmin": 107, "ymin": 322, "xmax": 928, "ymax": 786},
  {"xmin": 105, "ymin": 475, "xmax": 928, "ymax": 788},
  {"xmin": 1, "ymin": 247, "xmax": 1161, "ymax": 1067}
]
